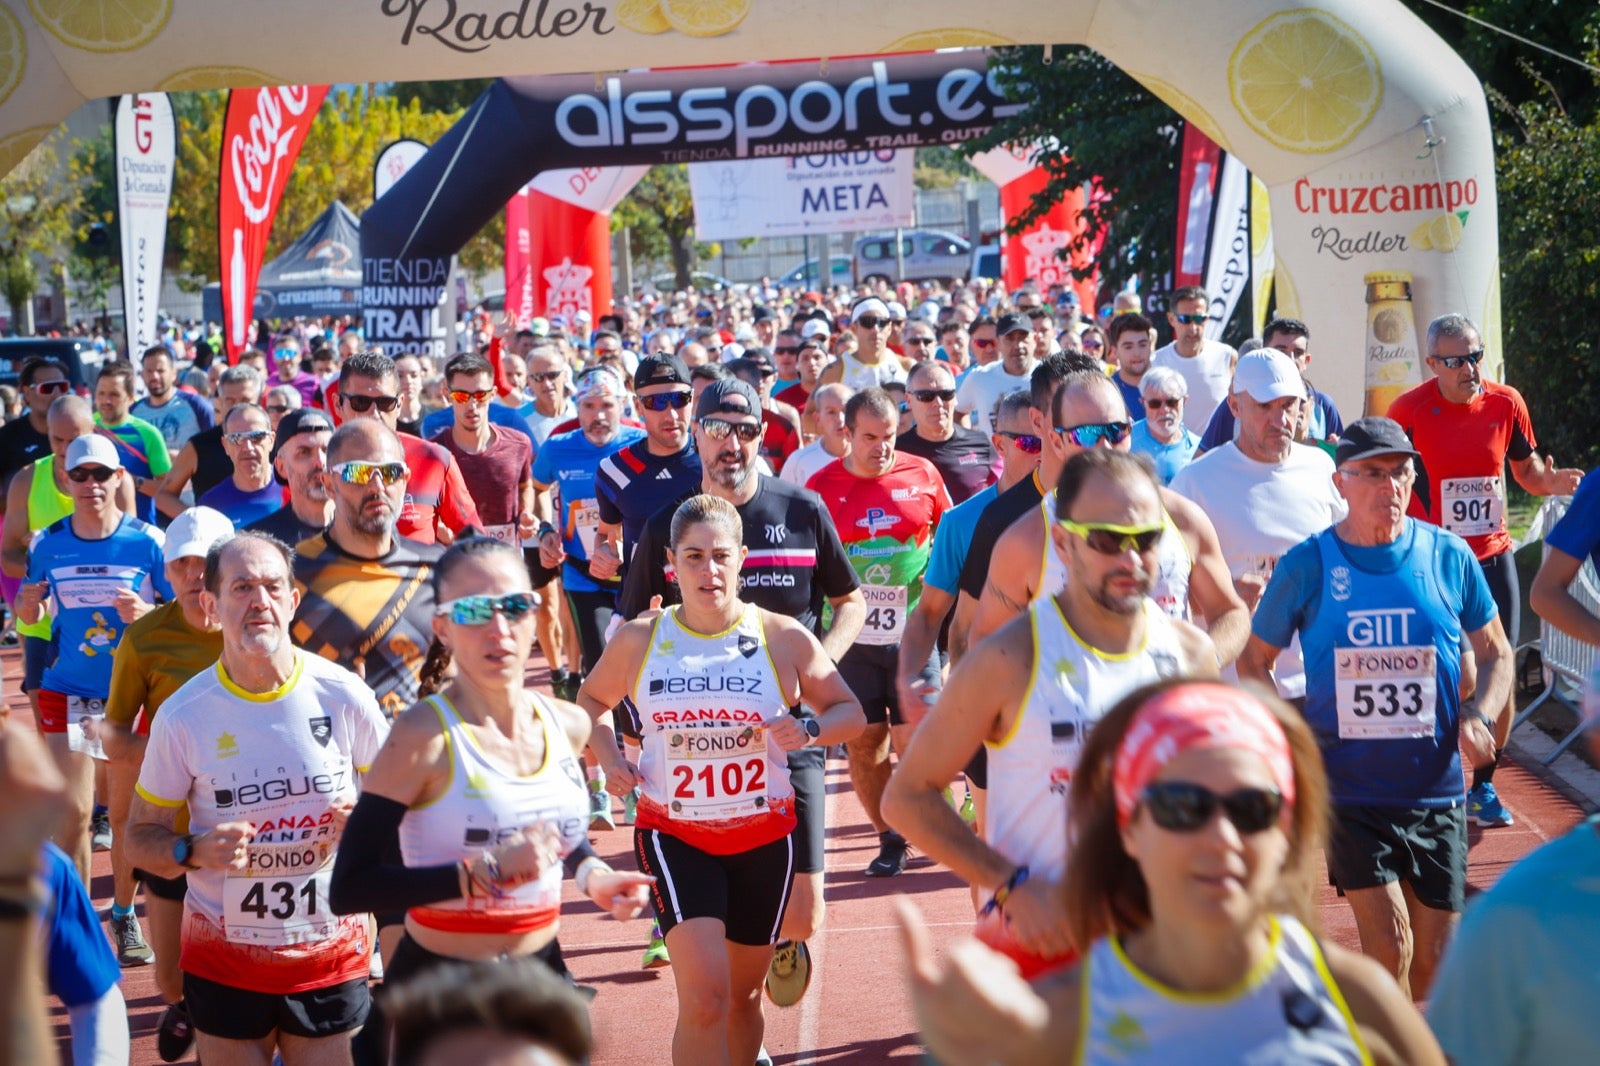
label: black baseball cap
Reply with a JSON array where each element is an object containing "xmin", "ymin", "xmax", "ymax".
[
  {"xmin": 694, "ymin": 378, "xmax": 762, "ymax": 421},
  {"xmin": 1334, "ymin": 417, "xmax": 1422, "ymax": 467},
  {"xmin": 751, "ymin": 304, "xmax": 777, "ymax": 323},
  {"xmin": 633, "ymin": 354, "xmax": 691, "ymax": 390},
  {"xmin": 268, "ymin": 408, "xmax": 334, "ymax": 484},
  {"xmin": 997, "ymin": 311, "xmax": 1032, "ymax": 336}
]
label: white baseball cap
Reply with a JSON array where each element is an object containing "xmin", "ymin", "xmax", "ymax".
[
  {"xmin": 163, "ymin": 506, "xmax": 236, "ymax": 565},
  {"xmin": 1230, "ymin": 349, "xmax": 1304, "ymax": 404},
  {"xmin": 801, "ymin": 320, "xmax": 831, "ymax": 341},
  {"xmin": 65, "ymin": 435, "xmax": 123, "ymax": 472}
]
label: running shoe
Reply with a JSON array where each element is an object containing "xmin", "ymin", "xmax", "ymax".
[
  {"xmin": 91, "ymin": 810, "xmax": 112, "ymax": 852},
  {"xmin": 941, "ymin": 785, "xmax": 956, "ymax": 809},
  {"xmin": 621, "ymin": 786, "xmax": 639, "ymax": 825},
  {"xmin": 866, "ymin": 830, "xmax": 911, "ymax": 877},
  {"xmin": 756, "ymin": 1047, "xmax": 773, "ymax": 1066},
  {"xmin": 641, "ymin": 920, "xmax": 671, "ymax": 969},
  {"xmin": 959, "ymin": 791, "xmax": 976, "ymax": 825},
  {"xmin": 588, "ymin": 779, "xmax": 614, "ymax": 830},
  {"xmin": 765, "ymin": 939, "xmax": 812, "ymax": 1006},
  {"xmin": 112, "ymin": 912, "xmax": 154, "ymax": 966},
  {"xmin": 1468, "ymin": 782, "xmax": 1514, "ymax": 827},
  {"xmin": 156, "ymin": 1000, "xmax": 196, "ymax": 1062}
]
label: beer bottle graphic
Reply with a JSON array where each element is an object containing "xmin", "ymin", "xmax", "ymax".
[{"xmin": 1363, "ymin": 271, "xmax": 1422, "ymax": 417}]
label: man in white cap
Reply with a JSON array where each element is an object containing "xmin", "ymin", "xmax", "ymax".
[
  {"xmin": 819, "ymin": 296, "xmax": 910, "ymax": 390},
  {"xmin": 1169, "ymin": 347, "xmax": 1347, "ymax": 699},
  {"xmin": 17, "ymin": 434, "xmax": 170, "ymax": 886},
  {"xmin": 102, "ymin": 505, "xmax": 233, "ymax": 1045}
]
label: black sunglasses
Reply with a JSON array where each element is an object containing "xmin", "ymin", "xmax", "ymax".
[
  {"xmin": 699, "ymin": 418, "xmax": 762, "ymax": 442},
  {"xmin": 342, "ymin": 393, "xmax": 399, "ymax": 413},
  {"xmin": 1141, "ymin": 782, "xmax": 1284, "ymax": 834},
  {"xmin": 1430, "ymin": 349, "xmax": 1484, "ymax": 370},
  {"xmin": 67, "ymin": 466, "xmax": 118, "ymax": 483},
  {"xmin": 855, "ymin": 316, "xmax": 891, "ymax": 330},
  {"xmin": 909, "ymin": 388, "xmax": 956, "ymax": 403},
  {"xmin": 638, "ymin": 391, "xmax": 692, "ymax": 412}
]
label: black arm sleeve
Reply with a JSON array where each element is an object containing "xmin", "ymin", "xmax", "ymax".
[
  {"xmin": 328, "ymin": 792, "xmax": 462, "ymax": 916},
  {"xmin": 562, "ymin": 836, "xmax": 600, "ymax": 879}
]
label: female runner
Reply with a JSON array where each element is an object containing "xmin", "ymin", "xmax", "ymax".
[
  {"xmin": 578, "ymin": 494, "xmax": 865, "ymax": 1066},
  {"xmin": 900, "ymin": 680, "xmax": 1444, "ymax": 1065},
  {"xmin": 330, "ymin": 535, "xmax": 653, "ymax": 1060}
]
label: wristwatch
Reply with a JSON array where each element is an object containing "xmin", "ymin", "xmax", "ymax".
[
  {"xmin": 801, "ymin": 718, "xmax": 822, "ymax": 746},
  {"xmin": 172, "ymin": 834, "xmax": 200, "ymax": 871}
]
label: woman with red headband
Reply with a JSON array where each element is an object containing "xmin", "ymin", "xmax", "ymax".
[{"xmin": 900, "ymin": 680, "xmax": 1443, "ymax": 1065}]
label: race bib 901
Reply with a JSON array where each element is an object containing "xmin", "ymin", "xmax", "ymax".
[{"xmin": 1441, "ymin": 476, "xmax": 1504, "ymax": 538}]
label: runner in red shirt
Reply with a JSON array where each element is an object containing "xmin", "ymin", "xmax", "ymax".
[
  {"xmin": 807, "ymin": 386, "xmax": 950, "ymax": 878},
  {"xmin": 335, "ymin": 352, "xmax": 482, "ymax": 545},
  {"xmin": 1386, "ymin": 313, "xmax": 1582, "ymax": 828},
  {"xmin": 432, "ymin": 352, "xmax": 535, "ymax": 547}
]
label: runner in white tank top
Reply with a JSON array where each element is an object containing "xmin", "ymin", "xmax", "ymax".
[
  {"xmin": 1039, "ymin": 490, "xmax": 1192, "ymax": 620},
  {"xmin": 885, "ymin": 451, "xmax": 1218, "ymax": 981},
  {"xmin": 577, "ymin": 494, "xmax": 865, "ymax": 1066},
  {"xmin": 836, "ymin": 350, "xmax": 908, "ymax": 390},
  {"xmin": 901, "ymin": 681, "xmax": 1448, "ymax": 1066}
]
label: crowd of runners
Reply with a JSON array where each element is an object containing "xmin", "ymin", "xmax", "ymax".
[{"xmin": 1, "ymin": 275, "xmax": 1598, "ymax": 1066}]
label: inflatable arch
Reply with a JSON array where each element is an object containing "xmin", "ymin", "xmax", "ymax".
[{"xmin": 0, "ymin": 0, "xmax": 1498, "ymax": 418}]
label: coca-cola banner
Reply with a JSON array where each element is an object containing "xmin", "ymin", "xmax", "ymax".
[
  {"xmin": 113, "ymin": 93, "xmax": 174, "ymax": 356},
  {"xmin": 218, "ymin": 85, "xmax": 330, "ymax": 362},
  {"xmin": 362, "ymin": 51, "xmax": 1025, "ymax": 355}
]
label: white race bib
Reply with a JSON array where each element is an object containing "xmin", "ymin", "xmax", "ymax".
[
  {"xmin": 663, "ymin": 724, "xmax": 769, "ymax": 821},
  {"xmin": 480, "ymin": 523, "xmax": 518, "ymax": 545},
  {"xmin": 65, "ymin": 696, "xmax": 107, "ymax": 761},
  {"xmin": 1334, "ymin": 646, "xmax": 1437, "ymax": 740},
  {"xmin": 1440, "ymin": 476, "xmax": 1503, "ymax": 537},
  {"xmin": 222, "ymin": 843, "xmax": 338, "ymax": 946},
  {"xmin": 857, "ymin": 584, "xmax": 909, "ymax": 646},
  {"xmin": 568, "ymin": 499, "xmax": 600, "ymax": 556}
]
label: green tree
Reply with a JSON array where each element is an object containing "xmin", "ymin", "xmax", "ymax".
[
  {"xmin": 65, "ymin": 129, "xmax": 120, "ymax": 327},
  {"xmin": 612, "ymin": 165, "xmax": 700, "ymax": 287},
  {"xmin": 914, "ymin": 146, "xmax": 981, "ymax": 189},
  {"xmin": 0, "ymin": 137, "xmax": 83, "ymax": 333},
  {"xmin": 386, "ymin": 79, "xmax": 495, "ymax": 114},
  {"xmin": 1494, "ymin": 86, "xmax": 1600, "ymax": 469},
  {"xmin": 962, "ymin": 46, "xmax": 1181, "ymax": 305}
]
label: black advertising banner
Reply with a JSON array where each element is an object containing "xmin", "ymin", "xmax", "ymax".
[{"xmin": 361, "ymin": 49, "xmax": 1027, "ymax": 354}]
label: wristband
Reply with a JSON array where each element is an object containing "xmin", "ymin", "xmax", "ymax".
[
  {"xmin": 1465, "ymin": 710, "xmax": 1495, "ymax": 729},
  {"xmin": 980, "ymin": 865, "xmax": 1030, "ymax": 917},
  {"xmin": 538, "ymin": 523, "xmax": 556, "ymax": 540},
  {"xmin": 575, "ymin": 856, "xmax": 612, "ymax": 896},
  {"xmin": 0, "ymin": 877, "xmax": 46, "ymax": 921}
]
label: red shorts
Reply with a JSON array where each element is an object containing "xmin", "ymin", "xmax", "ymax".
[{"xmin": 37, "ymin": 689, "xmax": 86, "ymax": 734}]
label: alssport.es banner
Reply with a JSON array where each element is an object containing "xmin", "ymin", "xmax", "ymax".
[
  {"xmin": 113, "ymin": 93, "xmax": 174, "ymax": 357},
  {"xmin": 218, "ymin": 84, "xmax": 329, "ymax": 362}
]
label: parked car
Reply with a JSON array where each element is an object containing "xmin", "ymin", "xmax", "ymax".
[
  {"xmin": 0, "ymin": 337, "xmax": 104, "ymax": 392},
  {"xmin": 777, "ymin": 259, "xmax": 854, "ymax": 289},
  {"xmin": 647, "ymin": 271, "xmax": 740, "ymax": 293},
  {"xmin": 853, "ymin": 229, "xmax": 972, "ymax": 286},
  {"xmin": 971, "ymin": 243, "xmax": 1003, "ymax": 281}
]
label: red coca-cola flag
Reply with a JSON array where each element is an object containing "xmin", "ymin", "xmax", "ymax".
[{"xmin": 218, "ymin": 84, "xmax": 330, "ymax": 363}]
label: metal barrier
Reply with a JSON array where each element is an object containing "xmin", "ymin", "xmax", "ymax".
[{"xmin": 1512, "ymin": 496, "xmax": 1599, "ymax": 764}]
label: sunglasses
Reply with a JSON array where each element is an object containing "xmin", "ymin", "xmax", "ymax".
[
  {"xmin": 1144, "ymin": 397, "xmax": 1183, "ymax": 410},
  {"xmin": 1172, "ymin": 313, "xmax": 1207, "ymax": 325},
  {"xmin": 1430, "ymin": 349, "xmax": 1484, "ymax": 370},
  {"xmin": 67, "ymin": 465, "xmax": 118, "ymax": 483},
  {"xmin": 775, "ymin": 346, "xmax": 800, "ymax": 355},
  {"xmin": 855, "ymin": 316, "xmax": 891, "ymax": 330},
  {"xmin": 265, "ymin": 403, "xmax": 292, "ymax": 415},
  {"xmin": 435, "ymin": 591, "xmax": 539, "ymax": 625},
  {"xmin": 1082, "ymin": 340, "xmax": 1104, "ymax": 351},
  {"xmin": 905, "ymin": 337, "xmax": 937, "ymax": 346},
  {"xmin": 699, "ymin": 418, "xmax": 762, "ymax": 443},
  {"xmin": 1055, "ymin": 421, "xmax": 1133, "ymax": 448},
  {"xmin": 342, "ymin": 393, "xmax": 400, "ymax": 413},
  {"xmin": 330, "ymin": 460, "xmax": 409, "ymax": 486},
  {"xmin": 909, "ymin": 388, "xmax": 956, "ymax": 404},
  {"xmin": 530, "ymin": 370, "xmax": 565, "ymax": 384},
  {"xmin": 1058, "ymin": 518, "xmax": 1164, "ymax": 554},
  {"xmin": 224, "ymin": 430, "xmax": 273, "ymax": 445},
  {"xmin": 996, "ymin": 431, "xmax": 1043, "ymax": 454},
  {"xmin": 972, "ymin": 338, "xmax": 997, "ymax": 348},
  {"xmin": 638, "ymin": 391, "xmax": 692, "ymax": 412},
  {"xmin": 32, "ymin": 379, "xmax": 71, "ymax": 395},
  {"xmin": 448, "ymin": 389, "xmax": 494, "ymax": 405},
  {"xmin": 273, "ymin": 348, "xmax": 300, "ymax": 360},
  {"xmin": 1140, "ymin": 782, "xmax": 1284, "ymax": 834}
]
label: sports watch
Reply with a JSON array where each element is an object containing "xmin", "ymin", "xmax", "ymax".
[
  {"xmin": 172, "ymin": 834, "xmax": 200, "ymax": 871},
  {"xmin": 801, "ymin": 718, "xmax": 822, "ymax": 746}
]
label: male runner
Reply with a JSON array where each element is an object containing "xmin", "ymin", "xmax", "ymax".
[
  {"xmin": 156, "ymin": 364, "xmax": 262, "ymax": 518},
  {"xmin": 133, "ymin": 345, "xmax": 214, "ymax": 454},
  {"xmin": 1150, "ymin": 285, "xmax": 1238, "ymax": 435},
  {"xmin": 1241, "ymin": 417, "xmax": 1513, "ymax": 998},
  {"xmin": 618, "ymin": 377, "xmax": 864, "ymax": 1009},
  {"xmin": 885, "ymin": 449, "xmax": 1216, "ymax": 978},
  {"xmin": 103, "ymin": 505, "xmax": 234, "ymax": 1058},
  {"xmin": 897, "ymin": 360, "xmax": 995, "ymax": 505},
  {"xmin": 18, "ymin": 435, "xmax": 169, "ymax": 884},
  {"xmin": 956, "ymin": 312, "xmax": 1037, "ymax": 437},
  {"xmin": 808, "ymin": 387, "xmax": 950, "ymax": 877},
  {"xmin": 431, "ymin": 352, "xmax": 536, "ymax": 547},
  {"xmin": 127, "ymin": 532, "xmax": 388, "ymax": 1065},
  {"xmin": 246, "ymin": 409, "xmax": 335, "ymax": 547},
  {"xmin": 1386, "ymin": 313, "xmax": 1582, "ymax": 827},
  {"xmin": 818, "ymin": 297, "xmax": 910, "ymax": 389},
  {"xmin": 93, "ymin": 360, "xmax": 171, "ymax": 524},
  {"xmin": 200, "ymin": 404, "xmax": 282, "ymax": 528}
]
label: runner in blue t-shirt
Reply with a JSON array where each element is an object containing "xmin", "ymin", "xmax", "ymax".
[
  {"xmin": 17, "ymin": 434, "xmax": 169, "ymax": 881},
  {"xmin": 1530, "ymin": 466, "xmax": 1600, "ymax": 647},
  {"xmin": 44, "ymin": 842, "xmax": 129, "ymax": 1061}
]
